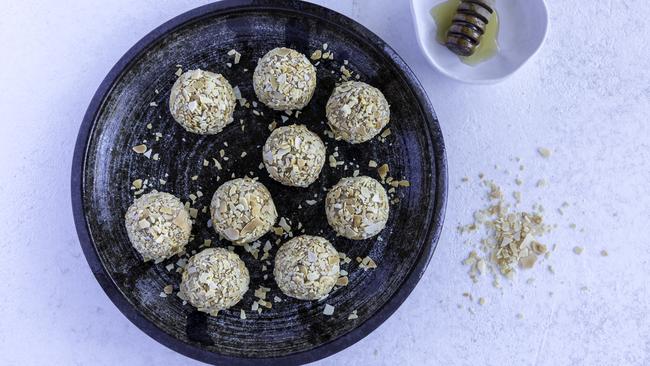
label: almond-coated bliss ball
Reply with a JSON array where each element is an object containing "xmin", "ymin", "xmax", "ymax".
[
  {"xmin": 124, "ymin": 191, "xmax": 192, "ymax": 262},
  {"xmin": 169, "ymin": 69, "xmax": 236, "ymax": 135},
  {"xmin": 179, "ymin": 248, "xmax": 249, "ymax": 316},
  {"xmin": 325, "ymin": 176, "xmax": 389, "ymax": 240},
  {"xmin": 263, "ymin": 124, "xmax": 326, "ymax": 187},
  {"xmin": 210, "ymin": 178, "xmax": 277, "ymax": 245},
  {"xmin": 253, "ymin": 48, "xmax": 317, "ymax": 111},
  {"xmin": 274, "ymin": 235, "xmax": 340, "ymax": 300},
  {"xmin": 325, "ymin": 81, "xmax": 390, "ymax": 144}
]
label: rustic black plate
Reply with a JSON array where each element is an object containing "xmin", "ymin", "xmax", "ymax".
[{"xmin": 71, "ymin": 0, "xmax": 447, "ymax": 365}]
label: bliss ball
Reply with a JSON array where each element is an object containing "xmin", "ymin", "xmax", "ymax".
[
  {"xmin": 274, "ymin": 235, "xmax": 340, "ymax": 300},
  {"xmin": 210, "ymin": 178, "xmax": 277, "ymax": 245},
  {"xmin": 263, "ymin": 124, "xmax": 326, "ymax": 187},
  {"xmin": 179, "ymin": 248, "xmax": 249, "ymax": 316},
  {"xmin": 169, "ymin": 69, "xmax": 236, "ymax": 135},
  {"xmin": 253, "ymin": 48, "xmax": 317, "ymax": 111},
  {"xmin": 325, "ymin": 176, "xmax": 390, "ymax": 240},
  {"xmin": 124, "ymin": 191, "xmax": 192, "ymax": 262},
  {"xmin": 325, "ymin": 81, "xmax": 390, "ymax": 143}
]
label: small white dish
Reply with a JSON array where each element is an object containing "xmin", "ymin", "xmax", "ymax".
[{"xmin": 410, "ymin": 0, "xmax": 548, "ymax": 84}]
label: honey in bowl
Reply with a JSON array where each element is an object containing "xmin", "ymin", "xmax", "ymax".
[{"xmin": 430, "ymin": 0, "xmax": 499, "ymax": 65}]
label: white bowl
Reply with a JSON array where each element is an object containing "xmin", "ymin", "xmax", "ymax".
[{"xmin": 410, "ymin": 0, "xmax": 548, "ymax": 84}]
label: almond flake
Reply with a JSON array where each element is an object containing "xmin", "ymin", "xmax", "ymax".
[
  {"xmin": 537, "ymin": 147, "xmax": 552, "ymax": 158},
  {"xmin": 311, "ymin": 50, "xmax": 322, "ymax": 60},
  {"xmin": 323, "ymin": 304, "xmax": 335, "ymax": 316},
  {"xmin": 132, "ymin": 144, "xmax": 147, "ymax": 154},
  {"xmin": 377, "ymin": 164, "xmax": 389, "ymax": 180}
]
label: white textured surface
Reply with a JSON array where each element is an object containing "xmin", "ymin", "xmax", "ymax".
[{"xmin": 0, "ymin": 0, "xmax": 648, "ymax": 365}]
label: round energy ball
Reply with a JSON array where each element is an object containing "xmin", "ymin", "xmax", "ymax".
[
  {"xmin": 262, "ymin": 124, "xmax": 326, "ymax": 187},
  {"xmin": 169, "ymin": 69, "xmax": 236, "ymax": 135},
  {"xmin": 253, "ymin": 47, "xmax": 317, "ymax": 111},
  {"xmin": 124, "ymin": 191, "xmax": 192, "ymax": 262},
  {"xmin": 210, "ymin": 178, "xmax": 277, "ymax": 245},
  {"xmin": 325, "ymin": 81, "xmax": 390, "ymax": 143},
  {"xmin": 325, "ymin": 176, "xmax": 389, "ymax": 240},
  {"xmin": 274, "ymin": 235, "xmax": 340, "ymax": 300},
  {"xmin": 179, "ymin": 248, "xmax": 249, "ymax": 316}
]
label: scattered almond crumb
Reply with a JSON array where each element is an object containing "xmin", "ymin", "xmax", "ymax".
[
  {"xmin": 359, "ymin": 256, "xmax": 377, "ymax": 270},
  {"xmin": 311, "ymin": 49, "xmax": 322, "ymax": 60},
  {"xmin": 132, "ymin": 144, "xmax": 147, "ymax": 154},
  {"xmin": 519, "ymin": 255, "xmax": 537, "ymax": 269},
  {"xmin": 377, "ymin": 164, "xmax": 389, "ymax": 181},
  {"xmin": 323, "ymin": 304, "xmax": 335, "ymax": 316},
  {"xmin": 600, "ymin": 249, "xmax": 608, "ymax": 257},
  {"xmin": 329, "ymin": 155, "xmax": 338, "ymax": 168},
  {"xmin": 459, "ymin": 177, "xmax": 552, "ymax": 281},
  {"xmin": 254, "ymin": 286, "xmax": 270, "ymax": 300},
  {"xmin": 227, "ymin": 49, "xmax": 242, "ymax": 64},
  {"xmin": 537, "ymin": 147, "xmax": 551, "ymax": 158},
  {"xmin": 132, "ymin": 179, "xmax": 143, "ymax": 189},
  {"xmin": 188, "ymin": 208, "xmax": 198, "ymax": 218},
  {"xmin": 398, "ymin": 180, "xmax": 410, "ymax": 187},
  {"xmin": 573, "ymin": 246, "xmax": 584, "ymax": 255},
  {"xmin": 336, "ymin": 276, "xmax": 349, "ymax": 286}
]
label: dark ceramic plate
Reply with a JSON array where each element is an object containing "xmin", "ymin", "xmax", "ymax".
[{"xmin": 71, "ymin": 0, "xmax": 447, "ymax": 365}]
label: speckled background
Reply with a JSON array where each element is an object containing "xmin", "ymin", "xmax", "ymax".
[{"xmin": 0, "ymin": 0, "xmax": 648, "ymax": 365}]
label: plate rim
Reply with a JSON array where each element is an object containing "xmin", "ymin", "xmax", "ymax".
[{"xmin": 70, "ymin": 0, "xmax": 448, "ymax": 365}]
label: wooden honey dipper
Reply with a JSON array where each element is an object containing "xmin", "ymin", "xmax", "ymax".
[{"xmin": 444, "ymin": 0, "xmax": 496, "ymax": 57}]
